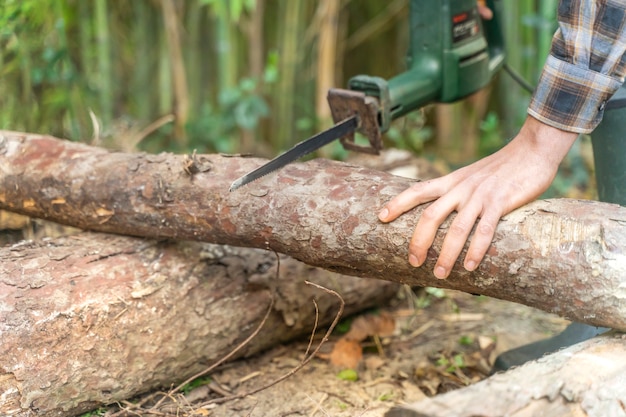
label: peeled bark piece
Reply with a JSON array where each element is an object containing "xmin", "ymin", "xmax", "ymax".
[
  {"xmin": 1, "ymin": 132, "xmax": 626, "ymax": 330},
  {"xmin": 386, "ymin": 332, "xmax": 626, "ymax": 417},
  {"xmin": 0, "ymin": 233, "xmax": 397, "ymax": 417}
]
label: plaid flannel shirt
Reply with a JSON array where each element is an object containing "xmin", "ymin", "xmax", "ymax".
[{"xmin": 528, "ymin": 0, "xmax": 626, "ymax": 133}]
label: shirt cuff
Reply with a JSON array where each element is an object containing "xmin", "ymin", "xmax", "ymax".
[{"xmin": 528, "ymin": 55, "xmax": 624, "ymax": 134}]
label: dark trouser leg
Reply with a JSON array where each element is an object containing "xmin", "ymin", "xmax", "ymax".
[{"xmin": 493, "ymin": 85, "xmax": 626, "ymax": 372}]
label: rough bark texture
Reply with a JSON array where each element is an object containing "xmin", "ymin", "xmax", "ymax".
[
  {"xmin": 1, "ymin": 131, "xmax": 626, "ymax": 330},
  {"xmin": 0, "ymin": 232, "xmax": 397, "ymax": 417},
  {"xmin": 387, "ymin": 332, "xmax": 626, "ymax": 417}
]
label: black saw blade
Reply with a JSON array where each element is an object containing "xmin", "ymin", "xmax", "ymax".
[{"xmin": 229, "ymin": 115, "xmax": 358, "ymax": 192}]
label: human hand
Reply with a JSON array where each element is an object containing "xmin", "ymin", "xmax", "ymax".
[
  {"xmin": 477, "ymin": 0, "xmax": 493, "ymax": 20},
  {"xmin": 378, "ymin": 116, "xmax": 578, "ymax": 279}
]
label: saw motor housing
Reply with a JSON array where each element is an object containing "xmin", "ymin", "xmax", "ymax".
[{"xmin": 328, "ymin": 0, "xmax": 505, "ymax": 154}]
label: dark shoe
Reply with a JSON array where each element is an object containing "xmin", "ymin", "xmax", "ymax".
[{"xmin": 492, "ymin": 322, "xmax": 608, "ymax": 372}]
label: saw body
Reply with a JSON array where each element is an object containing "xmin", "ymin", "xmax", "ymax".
[{"xmin": 230, "ymin": 0, "xmax": 504, "ymax": 191}]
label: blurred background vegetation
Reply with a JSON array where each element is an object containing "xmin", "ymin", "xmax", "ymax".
[{"xmin": 0, "ymin": 0, "xmax": 594, "ymax": 198}]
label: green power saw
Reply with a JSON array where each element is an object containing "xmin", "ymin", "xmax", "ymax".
[{"xmin": 230, "ymin": 0, "xmax": 504, "ymax": 192}]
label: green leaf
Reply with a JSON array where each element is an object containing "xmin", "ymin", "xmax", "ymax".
[
  {"xmin": 425, "ymin": 287, "xmax": 446, "ymax": 299},
  {"xmin": 181, "ymin": 375, "xmax": 212, "ymax": 394},
  {"xmin": 239, "ymin": 77, "xmax": 257, "ymax": 92},
  {"xmin": 337, "ymin": 369, "xmax": 359, "ymax": 381},
  {"xmin": 234, "ymin": 95, "xmax": 268, "ymax": 130},
  {"xmin": 263, "ymin": 51, "xmax": 279, "ymax": 84},
  {"xmin": 458, "ymin": 335, "xmax": 474, "ymax": 346},
  {"xmin": 295, "ymin": 117, "xmax": 313, "ymax": 131},
  {"xmin": 453, "ymin": 353, "xmax": 466, "ymax": 368}
]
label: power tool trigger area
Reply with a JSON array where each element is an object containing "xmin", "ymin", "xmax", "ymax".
[{"xmin": 327, "ymin": 88, "xmax": 383, "ymax": 155}]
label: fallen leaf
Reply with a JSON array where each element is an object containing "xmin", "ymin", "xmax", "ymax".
[
  {"xmin": 345, "ymin": 311, "xmax": 396, "ymax": 341},
  {"xmin": 337, "ymin": 368, "xmax": 359, "ymax": 381},
  {"xmin": 330, "ymin": 338, "xmax": 362, "ymax": 369},
  {"xmin": 478, "ymin": 335, "xmax": 496, "ymax": 351}
]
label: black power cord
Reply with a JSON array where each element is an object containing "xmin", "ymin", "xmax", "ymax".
[{"xmin": 503, "ymin": 62, "xmax": 535, "ymax": 94}]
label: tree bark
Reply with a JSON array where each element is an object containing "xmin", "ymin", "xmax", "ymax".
[
  {"xmin": 1, "ymin": 131, "xmax": 626, "ymax": 330},
  {"xmin": 386, "ymin": 332, "xmax": 626, "ymax": 417},
  {"xmin": 0, "ymin": 232, "xmax": 397, "ymax": 417}
]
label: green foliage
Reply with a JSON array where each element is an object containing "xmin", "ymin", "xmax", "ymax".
[
  {"xmin": 0, "ymin": 0, "xmax": 85, "ymax": 136},
  {"xmin": 335, "ymin": 317, "xmax": 353, "ymax": 334},
  {"xmin": 386, "ymin": 111, "xmax": 433, "ymax": 153},
  {"xmin": 478, "ymin": 111, "xmax": 503, "ymax": 156},
  {"xmin": 180, "ymin": 375, "xmax": 213, "ymax": 394},
  {"xmin": 0, "ymin": 0, "xmax": 42, "ymax": 35},
  {"xmin": 335, "ymin": 400, "xmax": 349, "ymax": 411},
  {"xmin": 0, "ymin": 0, "xmax": 585, "ymax": 207},
  {"xmin": 186, "ymin": 51, "xmax": 277, "ymax": 152},
  {"xmin": 378, "ymin": 392, "xmax": 395, "ymax": 401},
  {"xmin": 201, "ymin": 0, "xmax": 255, "ymax": 22},
  {"xmin": 458, "ymin": 335, "xmax": 474, "ymax": 346},
  {"xmin": 79, "ymin": 408, "xmax": 107, "ymax": 417},
  {"xmin": 337, "ymin": 368, "xmax": 359, "ymax": 382},
  {"xmin": 413, "ymin": 287, "xmax": 446, "ymax": 309},
  {"xmin": 436, "ymin": 353, "xmax": 466, "ymax": 373}
]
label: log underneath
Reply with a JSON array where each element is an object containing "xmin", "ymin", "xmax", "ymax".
[
  {"xmin": 1, "ymin": 132, "xmax": 626, "ymax": 330},
  {"xmin": 386, "ymin": 332, "xmax": 626, "ymax": 417},
  {"xmin": 0, "ymin": 232, "xmax": 397, "ymax": 417}
]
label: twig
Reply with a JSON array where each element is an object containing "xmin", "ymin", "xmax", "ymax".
[
  {"xmin": 146, "ymin": 249, "xmax": 284, "ymax": 413},
  {"xmin": 303, "ymin": 299, "xmax": 320, "ymax": 359},
  {"xmin": 197, "ymin": 280, "xmax": 345, "ymax": 407},
  {"xmin": 107, "ymin": 256, "xmax": 345, "ymax": 416},
  {"xmin": 108, "ymin": 392, "xmax": 163, "ymax": 417},
  {"xmin": 306, "ymin": 392, "xmax": 330, "ymax": 417},
  {"xmin": 151, "ymin": 293, "xmax": 275, "ymax": 411}
]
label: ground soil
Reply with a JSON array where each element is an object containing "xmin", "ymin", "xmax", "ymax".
[{"xmin": 108, "ymin": 284, "xmax": 568, "ymax": 417}]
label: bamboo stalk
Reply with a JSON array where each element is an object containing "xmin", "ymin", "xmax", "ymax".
[
  {"xmin": 161, "ymin": 0, "xmax": 189, "ymax": 146},
  {"xmin": 131, "ymin": 1, "xmax": 155, "ymax": 123},
  {"xmin": 274, "ymin": 0, "xmax": 302, "ymax": 150},
  {"xmin": 537, "ymin": 0, "xmax": 557, "ymax": 74},
  {"xmin": 94, "ymin": 0, "xmax": 113, "ymax": 127},
  {"xmin": 184, "ymin": 0, "xmax": 202, "ymax": 114},
  {"xmin": 315, "ymin": 0, "xmax": 340, "ymax": 124},
  {"xmin": 214, "ymin": 0, "xmax": 237, "ymax": 92}
]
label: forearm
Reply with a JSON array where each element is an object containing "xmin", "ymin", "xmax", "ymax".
[{"xmin": 516, "ymin": 115, "xmax": 579, "ymax": 169}]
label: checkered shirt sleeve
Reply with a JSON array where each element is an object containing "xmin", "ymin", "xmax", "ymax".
[{"xmin": 528, "ymin": 0, "xmax": 626, "ymax": 134}]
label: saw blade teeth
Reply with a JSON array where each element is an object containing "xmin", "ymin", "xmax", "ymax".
[
  {"xmin": 229, "ymin": 167, "xmax": 276, "ymax": 192},
  {"xmin": 228, "ymin": 116, "xmax": 358, "ymax": 191}
]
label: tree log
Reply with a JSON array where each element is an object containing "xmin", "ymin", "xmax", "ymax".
[
  {"xmin": 1, "ymin": 131, "xmax": 626, "ymax": 330},
  {"xmin": 0, "ymin": 232, "xmax": 397, "ymax": 417},
  {"xmin": 386, "ymin": 332, "xmax": 626, "ymax": 417}
]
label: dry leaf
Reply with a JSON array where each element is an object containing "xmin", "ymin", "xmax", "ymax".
[
  {"xmin": 345, "ymin": 311, "xmax": 396, "ymax": 341},
  {"xmin": 329, "ymin": 338, "xmax": 362, "ymax": 369}
]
